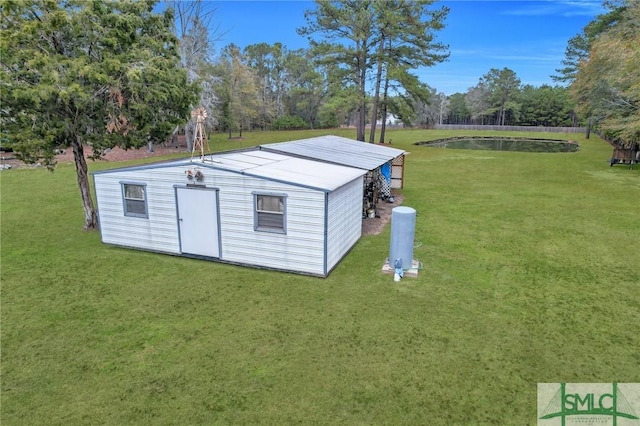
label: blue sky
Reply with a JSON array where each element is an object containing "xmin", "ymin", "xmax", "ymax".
[{"xmin": 209, "ymin": 0, "xmax": 605, "ymax": 95}]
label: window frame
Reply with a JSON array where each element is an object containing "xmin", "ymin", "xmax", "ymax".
[
  {"xmin": 121, "ymin": 182, "xmax": 148, "ymax": 218},
  {"xmin": 253, "ymin": 192, "xmax": 287, "ymax": 234}
]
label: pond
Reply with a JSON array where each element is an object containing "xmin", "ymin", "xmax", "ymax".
[{"xmin": 416, "ymin": 136, "xmax": 579, "ymax": 153}]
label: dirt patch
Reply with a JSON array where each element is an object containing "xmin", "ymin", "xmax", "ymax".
[
  {"xmin": 362, "ymin": 192, "xmax": 404, "ymax": 236},
  {"xmin": 0, "ymin": 144, "xmax": 188, "ymax": 170}
]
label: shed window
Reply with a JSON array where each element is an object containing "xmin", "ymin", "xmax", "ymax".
[
  {"xmin": 255, "ymin": 194, "xmax": 286, "ymax": 233},
  {"xmin": 122, "ymin": 183, "xmax": 148, "ymax": 218}
]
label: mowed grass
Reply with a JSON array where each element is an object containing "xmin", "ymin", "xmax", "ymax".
[{"xmin": 1, "ymin": 129, "xmax": 639, "ymax": 425}]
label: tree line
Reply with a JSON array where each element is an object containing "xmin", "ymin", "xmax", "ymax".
[
  {"xmin": 198, "ymin": 46, "xmax": 581, "ymax": 132},
  {"xmin": 179, "ymin": 3, "xmax": 587, "ymax": 139},
  {"xmin": 411, "ymin": 71, "xmax": 579, "ymax": 128}
]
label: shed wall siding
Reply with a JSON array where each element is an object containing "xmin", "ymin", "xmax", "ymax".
[
  {"xmin": 95, "ymin": 168, "xmax": 185, "ymax": 254},
  {"xmin": 326, "ymin": 177, "xmax": 364, "ymax": 272},
  {"xmin": 95, "ymin": 164, "xmax": 328, "ymax": 275},
  {"xmin": 217, "ymin": 177, "xmax": 327, "ymax": 275}
]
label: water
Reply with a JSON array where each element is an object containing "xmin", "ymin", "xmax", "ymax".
[{"xmin": 416, "ymin": 137, "xmax": 579, "ymax": 153}]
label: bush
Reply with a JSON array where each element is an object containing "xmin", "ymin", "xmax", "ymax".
[{"xmin": 271, "ymin": 115, "xmax": 309, "ymax": 130}]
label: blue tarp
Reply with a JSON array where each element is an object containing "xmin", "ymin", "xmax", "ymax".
[{"xmin": 380, "ymin": 161, "xmax": 391, "ymax": 183}]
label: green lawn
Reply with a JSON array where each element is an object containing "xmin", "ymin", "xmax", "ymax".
[{"xmin": 2, "ymin": 129, "xmax": 639, "ymax": 425}]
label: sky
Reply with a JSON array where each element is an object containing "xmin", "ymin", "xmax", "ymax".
[{"xmin": 207, "ymin": 0, "xmax": 606, "ymax": 95}]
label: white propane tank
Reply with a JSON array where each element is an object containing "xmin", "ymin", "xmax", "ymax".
[{"xmin": 389, "ymin": 206, "xmax": 416, "ymax": 271}]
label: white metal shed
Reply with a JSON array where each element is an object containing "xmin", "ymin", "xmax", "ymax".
[{"xmin": 92, "ymin": 149, "xmax": 366, "ymax": 277}]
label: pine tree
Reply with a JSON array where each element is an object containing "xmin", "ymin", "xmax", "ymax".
[{"xmin": 298, "ymin": 0, "xmax": 448, "ymax": 142}]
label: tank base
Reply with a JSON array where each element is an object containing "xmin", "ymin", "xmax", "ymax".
[{"xmin": 381, "ymin": 258, "xmax": 420, "ymax": 278}]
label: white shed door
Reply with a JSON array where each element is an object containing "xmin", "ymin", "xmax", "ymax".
[{"xmin": 176, "ymin": 187, "xmax": 220, "ymax": 258}]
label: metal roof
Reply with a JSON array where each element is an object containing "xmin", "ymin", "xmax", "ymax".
[
  {"xmin": 93, "ymin": 149, "xmax": 366, "ymax": 192},
  {"xmin": 260, "ymin": 135, "xmax": 405, "ymax": 171},
  {"xmin": 205, "ymin": 150, "xmax": 366, "ymax": 191}
]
